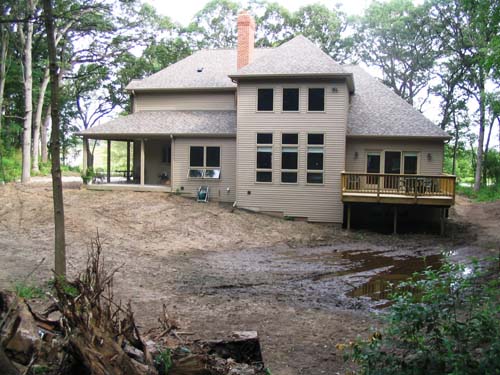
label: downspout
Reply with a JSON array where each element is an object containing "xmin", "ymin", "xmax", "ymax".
[{"xmin": 170, "ymin": 134, "xmax": 174, "ymax": 192}]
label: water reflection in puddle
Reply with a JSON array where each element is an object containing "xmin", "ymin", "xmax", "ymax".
[{"xmin": 345, "ymin": 253, "xmax": 443, "ymax": 303}]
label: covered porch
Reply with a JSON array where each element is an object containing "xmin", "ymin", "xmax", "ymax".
[{"xmin": 82, "ymin": 136, "xmax": 172, "ymax": 193}]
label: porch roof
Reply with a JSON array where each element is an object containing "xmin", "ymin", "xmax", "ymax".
[{"xmin": 78, "ymin": 110, "xmax": 236, "ymax": 139}]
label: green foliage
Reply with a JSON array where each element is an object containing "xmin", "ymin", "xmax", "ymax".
[
  {"xmin": 0, "ymin": 148, "xmax": 21, "ymax": 182},
  {"xmin": 456, "ymin": 184, "xmax": 500, "ymax": 202},
  {"xmin": 154, "ymin": 348, "xmax": 173, "ymax": 375},
  {"xmin": 342, "ymin": 259, "xmax": 500, "ymax": 374},
  {"xmin": 14, "ymin": 282, "xmax": 45, "ymax": 299},
  {"xmin": 484, "ymin": 150, "xmax": 500, "ymax": 184}
]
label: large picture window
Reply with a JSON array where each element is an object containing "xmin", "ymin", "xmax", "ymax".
[
  {"xmin": 282, "ymin": 88, "xmax": 299, "ymax": 111},
  {"xmin": 257, "ymin": 88, "xmax": 274, "ymax": 111},
  {"xmin": 256, "ymin": 133, "xmax": 273, "ymax": 182},
  {"xmin": 308, "ymin": 88, "xmax": 325, "ymax": 111},
  {"xmin": 188, "ymin": 146, "xmax": 221, "ymax": 179},
  {"xmin": 281, "ymin": 133, "xmax": 298, "ymax": 183},
  {"xmin": 307, "ymin": 133, "xmax": 324, "ymax": 184}
]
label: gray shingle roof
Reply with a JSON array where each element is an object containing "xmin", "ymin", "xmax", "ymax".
[
  {"xmin": 78, "ymin": 110, "xmax": 236, "ymax": 138},
  {"xmin": 344, "ymin": 65, "xmax": 449, "ymax": 138},
  {"xmin": 231, "ymin": 35, "xmax": 347, "ymax": 77},
  {"xmin": 126, "ymin": 49, "xmax": 270, "ymax": 90}
]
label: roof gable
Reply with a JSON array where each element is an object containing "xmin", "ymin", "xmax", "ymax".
[{"xmin": 231, "ymin": 35, "xmax": 346, "ymax": 77}]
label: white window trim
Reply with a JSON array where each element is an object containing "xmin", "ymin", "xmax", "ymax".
[
  {"xmin": 307, "ymin": 87, "xmax": 326, "ymax": 113},
  {"xmin": 256, "ymin": 87, "xmax": 275, "ymax": 113},
  {"xmin": 282, "ymin": 87, "xmax": 300, "ymax": 113},
  {"xmin": 255, "ymin": 133, "xmax": 273, "ymax": 183},
  {"xmin": 188, "ymin": 146, "xmax": 221, "ymax": 179},
  {"xmin": 306, "ymin": 134, "xmax": 325, "ymax": 185},
  {"xmin": 280, "ymin": 134, "xmax": 299, "ymax": 184}
]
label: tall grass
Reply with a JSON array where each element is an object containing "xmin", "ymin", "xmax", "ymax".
[{"xmin": 456, "ymin": 184, "xmax": 500, "ymax": 202}]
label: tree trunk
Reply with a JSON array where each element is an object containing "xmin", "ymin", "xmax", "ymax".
[
  {"xmin": 482, "ymin": 116, "xmax": 495, "ymax": 184},
  {"xmin": 473, "ymin": 71, "xmax": 485, "ymax": 192},
  {"xmin": 0, "ymin": 26, "xmax": 8, "ymax": 135},
  {"xmin": 21, "ymin": 1, "xmax": 36, "ymax": 183},
  {"xmin": 452, "ymin": 114, "xmax": 459, "ymax": 176},
  {"xmin": 85, "ymin": 137, "xmax": 94, "ymax": 169},
  {"xmin": 41, "ymin": 105, "xmax": 51, "ymax": 163},
  {"xmin": 43, "ymin": 0, "xmax": 66, "ymax": 277},
  {"xmin": 32, "ymin": 67, "xmax": 50, "ymax": 172}
]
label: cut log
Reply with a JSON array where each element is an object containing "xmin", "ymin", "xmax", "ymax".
[
  {"xmin": 200, "ymin": 331, "xmax": 263, "ymax": 365},
  {"xmin": 0, "ymin": 345, "xmax": 20, "ymax": 375},
  {"xmin": 0, "ymin": 291, "xmax": 41, "ymax": 365}
]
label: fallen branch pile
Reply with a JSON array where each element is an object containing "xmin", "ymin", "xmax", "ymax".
[{"xmin": 0, "ymin": 236, "xmax": 267, "ymax": 375}]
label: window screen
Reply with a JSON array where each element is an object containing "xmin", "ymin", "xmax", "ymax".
[
  {"xmin": 308, "ymin": 88, "xmax": 325, "ymax": 111},
  {"xmin": 206, "ymin": 147, "xmax": 220, "ymax": 167},
  {"xmin": 257, "ymin": 133, "xmax": 273, "ymax": 144},
  {"xmin": 308, "ymin": 133, "xmax": 324, "ymax": 145},
  {"xmin": 190, "ymin": 147, "xmax": 204, "ymax": 167},
  {"xmin": 257, "ymin": 88, "xmax": 274, "ymax": 111},
  {"xmin": 282, "ymin": 133, "xmax": 298, "ymax": 145},
  {"xmin": 283, "ymin": 88, "xmax": 299, "ymax": 111}
]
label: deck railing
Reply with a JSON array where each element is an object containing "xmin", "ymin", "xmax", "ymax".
[{"xmin": 341, "ymin": 172, "xmax": 456, "ymax": 202}]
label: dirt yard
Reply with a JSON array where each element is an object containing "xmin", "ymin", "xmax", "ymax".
[{"xmin": 0, "ymin": 181, "xmax": 498, "ymax": 374}]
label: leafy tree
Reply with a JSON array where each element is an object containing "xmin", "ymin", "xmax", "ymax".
[
  {"xmin": 184, "ymin": 0, "xmax": 240, "ymax": 49},
  {"xmin": 354, "ymin": 0, "xmax": 439, "ymax": 107},
  {"xmin": 292, "ymin": 3, "xmax": 353, "ymax": 64}
]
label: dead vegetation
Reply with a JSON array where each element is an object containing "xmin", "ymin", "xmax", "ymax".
[{"xmin": 0, "ymin": 235, "xmax": 267, "ymax": 375}]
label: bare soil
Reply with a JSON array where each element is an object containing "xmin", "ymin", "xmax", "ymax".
[{"xmin": 0, "ymin": 181, "xmax": 497, "ymax": 374}]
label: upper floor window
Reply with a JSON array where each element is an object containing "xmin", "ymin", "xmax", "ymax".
[
  {"xmin": 256, "ymin": 133, "xmax": 273, "ymax": 182},
  {"xmin": 189, "ymin": 146, "xmax": 221, "ymax": 179},
  {"xmin": 282, "ymin": 88, "xmax": 299, "ymax": 111},
  {"xmin": 308, "ymin": 88, "xmax": 325, "ymax": 111},
  {"xmin": 257, "ymin": 88, "xmax": 274, "ymax": 111}
]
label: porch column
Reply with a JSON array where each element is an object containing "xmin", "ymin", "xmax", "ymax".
[
  {"xmin": 140, "ymin": 139, "xmax": 145, "ymax": 186},
  {"xmin": 106, "ymin": 140, "xmax": 111, "ymax": 183},
  {"xmin": 126, "ymin": 141, "xmax": 131, "ymax": 182},
  {"xmin": 440, "ymin": 208, "xmax": 445, "ymax": 236},
  {"xmin": 82, "ymin": 137, "xmax": 88, "ymax": 176}
]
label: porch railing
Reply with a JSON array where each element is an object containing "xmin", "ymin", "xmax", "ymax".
[{"xmin": 341, "ymin": 172, "xmax": 456, "ymax": 202}]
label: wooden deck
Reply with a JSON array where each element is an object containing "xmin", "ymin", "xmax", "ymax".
[
  {"xmin": 341, "ymin": 172, "xmax": 456, "ymax": 207},
  {"xmin": 87, "ymin": 183, "xmax": 171, "ymax": 193}
]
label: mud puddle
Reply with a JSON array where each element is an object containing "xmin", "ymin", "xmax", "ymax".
[{"xmin": 173, "ymin": 244, "xmax": 445, "ymax": 311}]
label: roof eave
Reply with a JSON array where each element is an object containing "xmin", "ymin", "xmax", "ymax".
[
  {"xmin": 346, "ymin": 134, "xmax": 451, "ymax": 140},
  {"xmin": 125, "ymin": 86, "xmax": 237, "ymax": 93},
  {"xmin": 228, "ymin": 72, "xmax": 355, "ymax": 93},
  {"xmin": 76, "ymin": 132, "xmax": 237, "ymax": 139}
]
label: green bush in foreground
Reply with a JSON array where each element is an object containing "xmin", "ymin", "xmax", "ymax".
[{"xmin": 341, "ymin": 259, "xmax": 500, "ymax": 375}]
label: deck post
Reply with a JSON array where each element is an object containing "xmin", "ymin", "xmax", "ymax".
[
  {"xmin": 347, "ymin": 203, "xmax": 351, "ymax": 230},
  {"xmin": 82, "ymin": 137, "xmax": 87, "ymax": 176},
  {"xmin": 440, "ymin": 207, "xmax": 445, "ymax": 236},
  {"xmin": 393, "ymin": 205, "xmax": 398, "ymax": 235},
  {"xmin": 140, "ymin": 139, "xmax": 145, "ymax": 186},
  {"xmin": 126, "ymin": 141, "xmax": 131, "ymax": 182},
  {"xmin": 106, "ymin": 140, "xmax": 111, "ymax": 183}
]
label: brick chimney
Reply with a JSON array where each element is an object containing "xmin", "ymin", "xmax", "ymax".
[{"xmin": 237, "ymin": 10, "xmax": 255, "ymax": 70}]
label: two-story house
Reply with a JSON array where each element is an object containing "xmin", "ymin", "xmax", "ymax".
[{"xmin": 80, "ymin": 11, "xmax": 455, "ymax": 231}]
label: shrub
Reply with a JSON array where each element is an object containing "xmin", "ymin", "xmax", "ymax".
[{"xmin": 342, "ymin": 259, "xmax": 500, "ymax": 375}]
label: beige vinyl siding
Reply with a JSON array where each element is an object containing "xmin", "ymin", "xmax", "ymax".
[
  {"xmin": 172, "ymin": 137, "xmax": 237, "ymax": 202},
  {"xmin": 345, "ymin": 138, "xmax": 445, "ymax": 175},
  {"xmin": 135, "ymin": 91, "xmax": 236, "ymax": 111},
  {"xmin": 236, "ymin": 80, "xmax": 349, "ymax": 223}
]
